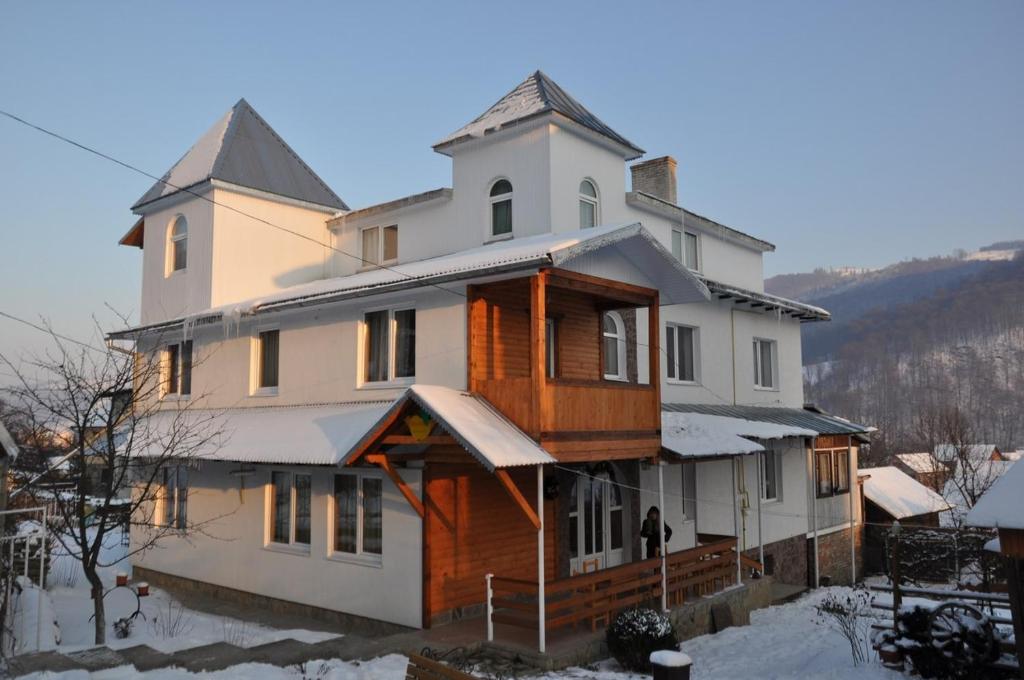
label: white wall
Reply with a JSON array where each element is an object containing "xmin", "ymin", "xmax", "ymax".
[
  {"xmin": 639, "ymin": 462, "xmax": 697, "ymax": 553},
  {"xmin": 736, "ymin": 439, "xmax": 811, "ymax": 550},
  {"xmin": 132, "ymin": 462, "xmax": 423, "ymax": 628}
]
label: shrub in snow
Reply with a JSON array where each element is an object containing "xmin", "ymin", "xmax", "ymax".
[
  {"xmin": 606, "ymin": 607, "xmax": 678, "ymax": 672},
  {"xmin": 813, "ymin": 586, "xmax": 875, "ymax": 666}
]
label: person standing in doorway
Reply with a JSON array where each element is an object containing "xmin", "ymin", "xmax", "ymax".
[{"xmin": 641, "ymin": 505, "xmax": 672, "ymax": 559}]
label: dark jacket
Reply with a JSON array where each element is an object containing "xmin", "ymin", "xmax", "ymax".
[{"xmin": 640, "ymin": 517, "xmax": 672, "ymax": 559}]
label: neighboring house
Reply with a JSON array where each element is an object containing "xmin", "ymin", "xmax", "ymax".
[
  {"xmin": 111, "ymin": 72, "xmax": 869, "ymax": 639},
  {"xmin": 894, "ymin": 452, "xmax": 950, "ymax": 491},
  {"xmin": 0, "ymin": 418, "xmax": 19, "ymax": 516},
  {"xmin": 1002, "ymin": 450, "xmax": 1022, "ymax": 462},
  {"xmin": 935, "ymin": 443, "xmax": 1005, "ymax": 465},
  {"xmin": 859, "ymin": 466, "xmax": 952, "ymax": 527}
]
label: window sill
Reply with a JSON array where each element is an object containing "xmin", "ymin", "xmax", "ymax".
[
  {"xmin": 327, "ymin": 552, "xmax": 383, "ymax": 569},
  {"xmin": 263, "ymin": 542, "xmax": 311, "ymax": 557},
  {"xmin": 164, "ymin": 268, "xmax": 186, "ymax": 280},
  {"xmin": 161, "ymin": 393, "xmax": 190, "ymax": 402},
  {"xmin": 250, "ymin": 387, "xmax": 279, "ymax": 397},
  {"xmin": 753, "ymin": 386, "xmax": 780, "ymax": 393},
  {"xmin": 358, "ymin": 378, "xmax": 414, "ymax": 391},
  {"xmin": 666, "ymin": 379, "xmax": 701, "ymax": 387},
  {"xmin": 761, "ymin": 497, "xmax": 782, "ymax": 505},
  {"xmin": 484, "ymin": 234, "xmax": 513, "ymax": 245}
]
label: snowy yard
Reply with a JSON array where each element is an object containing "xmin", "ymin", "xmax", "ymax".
[{"xmin": 17, "ymin": 588, "xmax": 908, "ymax": 679}]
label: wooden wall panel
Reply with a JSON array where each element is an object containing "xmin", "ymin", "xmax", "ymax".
[
  {"xmin": 547, "ymin": 288, "xmax": 601, "ymax": 381},
  {"xmin": 424, "ymin": 463, "xmax": 555, "ymax": 624}
]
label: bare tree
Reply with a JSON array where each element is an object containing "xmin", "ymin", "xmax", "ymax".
[
  {"xmin": 0, "ymin": 321, "xmax": 225, "ymax": 645},
  {"xmin": 924, "ymin": 408, "xmax": 1002, "ymax": 527}
]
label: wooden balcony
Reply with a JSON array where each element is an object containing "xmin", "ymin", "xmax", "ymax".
[{"xmin": 467, "ymin": 268, "xmax": 662, "ymax": 461}]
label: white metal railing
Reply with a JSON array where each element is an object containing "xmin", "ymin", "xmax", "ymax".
[{"xmin": 1, "ymin": 507, "xmax": 49, "ymax": 657}]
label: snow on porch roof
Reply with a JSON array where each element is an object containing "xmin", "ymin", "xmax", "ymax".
[
  {"xmin": 965, "ymin": 459, "xmax": 1024, "ymax": 530},
  {"xmin": 345, "ymin": 384, "xmax": 555, "ymax": 472},
  {"xmin": 660, "ymin": 411, "xmax": 816, "ymax": 460},
  {"xmin": 859, "ymin": 466, "xmax": 953, "ymax": 519},
  {"xmin": 108, "ymin": 223, "xmax": 710, "ymax": 340}
]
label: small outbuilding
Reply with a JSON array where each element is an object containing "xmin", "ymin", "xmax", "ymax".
[{"xmin": 860, "ymin": 466, "xmax": 952, "ymax": 527}]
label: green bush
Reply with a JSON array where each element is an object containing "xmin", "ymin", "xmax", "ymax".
[{"xmin": 606, "ymin": 608, "xmax": 678, "ymax": 672}]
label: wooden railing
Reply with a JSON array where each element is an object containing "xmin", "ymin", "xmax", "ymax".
[{"xmin": 487, "ymin": 538, "xmax": 740, "ymax": 640}]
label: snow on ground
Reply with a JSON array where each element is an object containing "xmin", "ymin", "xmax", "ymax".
[{"xmin": 40, "ymin": 527, "xmax": 338, "ymax": 655}]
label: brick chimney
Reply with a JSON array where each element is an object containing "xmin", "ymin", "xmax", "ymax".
[{"xmin": 630, "ymin": 156, "xmax": 678, "ymax": 205}]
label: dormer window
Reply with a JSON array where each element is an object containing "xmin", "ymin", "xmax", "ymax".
[
  {"xmin": 168, "ymin": 215, "xmax": 187, "ymax": 273},
  {"xmin": 579, "ymin": 180, "xmax": 598, "ymax": 229},
  {"xmin": 361, "ymin": 225, "xmax": 398, "ymax": 267},
  {"xmin": 489, "ymin": 179, "xmax": 513, "ymax": 238}
]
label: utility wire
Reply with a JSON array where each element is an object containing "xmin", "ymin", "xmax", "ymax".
[{"xmin": 0, "ymin": 310, "xmax": 105, "ymax": 352}]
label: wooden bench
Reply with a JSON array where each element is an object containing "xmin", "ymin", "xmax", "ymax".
[{"xmin": 406, "ymin": 653, "xmax": 477, "ymax": 680}]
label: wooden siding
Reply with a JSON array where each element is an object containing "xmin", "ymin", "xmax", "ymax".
[{"xmin": 423, "ymin": 462, "xmax": 555, "ymax": 625}]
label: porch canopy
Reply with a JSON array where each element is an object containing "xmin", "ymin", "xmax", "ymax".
[{"xmin": 660, "ymin": 410, "xmax": 816, "ymax": 460}]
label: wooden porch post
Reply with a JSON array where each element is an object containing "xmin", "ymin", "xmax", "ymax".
[
  {"xmin": 658, "ymin": 460, "xmax": 668, "ymax": 611},
  {"xmin": 537, "ymin": 464, "xmax": 546, "ymax": 654},
  {"xmin": 756, "ymin": 450, "xmax": 765, "ymax": 569}
]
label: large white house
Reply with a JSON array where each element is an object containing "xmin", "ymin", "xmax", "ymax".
[{"xmin": 113, "ymin": 72, "xmax": 868, "ymax": 640}]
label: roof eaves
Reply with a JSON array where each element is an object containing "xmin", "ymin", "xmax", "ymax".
[
  {"xmin": 330, "ymin": 188, "xmax": 454, "ymax": 228},
  {"xmin": 704, "ymin": 278, "xmax": 831, "ymax": 321},
  {"xmin": 624, "ymin": 192, "xmax": 774, "ymax": 252}
]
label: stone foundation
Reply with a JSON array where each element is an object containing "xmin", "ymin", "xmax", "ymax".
[
  {"xmin": 744, "ymin": 534, "xmax": 808, "ymax": 587},
  {"xmin": 809, "ymin": 526, "xmax": 864, "ymax": 586}
]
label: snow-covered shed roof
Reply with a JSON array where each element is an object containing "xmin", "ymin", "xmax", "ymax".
[
  {"xmin": 0, "ymin": 419, "xmax": 18, "ymax": 461},
  {"xmin": 934, "ymin": 443, "xmax": 1000, "ymax": 463},
  {"xmin": 109, "ymin": 223, "xmax": 710, "ymax": 339},
  {"xmin": 131, "ymin": 98, "xmax": 346, "ymax": 213},
  {"xmin": 859, "ymin": 466, "xmax": 952, "ymax": 519},
  {"xmin": 965, "ymin": 460, "xmax": 1024, "ymax": 530},
  {"xmin": 346, "ymin": 385, "xmax": 554, "ymax": 472},
  {"xmin": 434, "ymin": 70, "xmax": 644, "ymax": 159},
  {"xmin": 662, "ymin": 403, "xmax": 870, "ymax": 436},
  {"xmin": 661, "ymin": 411, "xmax": 816, "ymax": 460},
  {"xmin": 1003, "ymin": 450, "xmax": 1023, "ymax": 462},
  {"xmin": 895, "ymin": 452, "xmax": 946, "ymax": 474}
]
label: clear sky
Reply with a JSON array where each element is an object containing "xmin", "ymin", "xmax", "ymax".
[{"xmin": 1, "ymin": 1, "xmax": 1021, "ymax": 370}]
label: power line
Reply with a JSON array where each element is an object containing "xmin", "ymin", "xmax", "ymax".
[{"xmin": 0, "ymin": 310, "xmax": 104, "ymax": 352}]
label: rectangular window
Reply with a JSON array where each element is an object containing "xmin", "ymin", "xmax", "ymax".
[
  {"xmin": 666, "ymin": 324, "xmax": 697, "ymax": 383},
  {"xmin": 258, "ymin": 330, "xmax": 279, "ymax": 390},
  {"xmin": 491, "ymin": 199, "xmax": 512, "ymax": 236},
  {"xmin": 833, "ymin": 449, "xmax": 850, "ymax": 493},
  {"xmin": 672, "ymin": 229, "xmax": 683, "ymax": 262},
  {"xmin": 545, "ymin": 318, "xmax": 557, "ymax": 378},
  {"xmin": 762, "ymin": 448, "xmax": 780, "ymax": 501},
  {"xmin": 684, "ymin": 231, "xmax": 699, "ymax": 271},
  {"xmin": 164, "ymin": 341, "xmax": 193, "ymax": 396},
  {"xmin": 269, "ymin": 471, "xmax": 310, "ymax": 547},
  {"xmin": 162, "ymin": 466, "xmax": 187, "ymax": 530},
  {"xmin": 815, "ymin": 451, "xmax": 833, "ymax": 498},
  {"xmin": 753, "ymin": 338, "xmax": 776, "ymax": 389},
  {"xmin": 363, "ymin": 308, "xmax": 415, "ymax": 384},
  {"xmin": 333, "ymin": 473, "xmax": 383, "ymax": 558},
  {"xmin": 362, "ymin": 225, "xmax": 398, "ymax": 266}
]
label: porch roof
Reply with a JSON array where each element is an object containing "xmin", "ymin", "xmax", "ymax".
[
  {"xmin": 661, "ymin": 411, "xmax": 816, "ymax": 459},
  {"xmin": 662, "ymin": 403, "xmax": 872, "ymax": 436},
  {"xmin": 345, "ymin": 384, "xmax": 555, "ymax": 472}
]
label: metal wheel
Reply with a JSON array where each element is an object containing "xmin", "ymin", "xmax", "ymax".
[{"xmin": 928, "ymin": 601, "xmax": 994, "ymax": 662}]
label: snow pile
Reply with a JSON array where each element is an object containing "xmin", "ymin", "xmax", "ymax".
[
  {"xmin": 649, "ymin": 650, "xmax": 692, "ymax": 667},
  {"xmin": 9, "ymin": 575, "xmax": 61, "ymax": 655},
  {"xmin": 966, "ymin": 459, "xmax": 1024, "ymax": 530},
  {"xmin": 860, "ymin": 466, "xmax": 952, "ymax": 519}
]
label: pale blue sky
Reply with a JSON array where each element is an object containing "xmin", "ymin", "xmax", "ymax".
[{"xmin": 1, "ymin": 1, "xmax": 1020, "ymax": 368}]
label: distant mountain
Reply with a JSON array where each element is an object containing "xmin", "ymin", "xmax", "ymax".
[{"xmin": 768, "ymin": 242, "xmax": 1024, "ymax": 458}]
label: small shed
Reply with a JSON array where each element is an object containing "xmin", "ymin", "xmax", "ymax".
[
  {"xmin": 894, "ymin": 452, "xmax": 949, "ymax": 491},
  {"xmin": 860, "ymin": 466, "xmax": 952, "ymax": 527},
  {"xmin": 966, "ymin": 460, "xmax": 1024, "ymax": 674}
]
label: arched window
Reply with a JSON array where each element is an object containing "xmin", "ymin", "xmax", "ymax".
[
  {"xmin": 489, "ymin": 179, "xmax": 513, "ymax": 237},
  {"xmin": 168, "ymin": 215, "xmax": 188, "ymax": 272},
  {"xmin": 579, "ymin": 179, "xmax": 598, "ymax": 229},
  {"xmin": 602, "ymin": 311, "xmax": 626, "ymax": 381}
]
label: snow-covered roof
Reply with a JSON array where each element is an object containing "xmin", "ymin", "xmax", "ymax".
[
  {"xmin": 109, "ymin": 223, "xmax": 711, "ymax": 339},
  {"xmin": 345, "ymin": 385, "xmax": 554, "ymax": 471},
  {"xmin": 1001, "ymin": 450, "xmax": 1022, "ymax": 462},
  {"xmin": 965, "ymin": 459, "xmax": 1024, "ymax": 530},
  {"xmin": 0, "ymin": 419, "xmax": 18, "ymax": 461},
  {"xmin": 132, "ymin": 98, "xmax": 346, "ymax": 212},
  {"xmin": 661, "ymin": 411, "xmax": 815, "ymax": 459},
  {"xmin": 934, "ymin": 443, "xmax": 1000, "ymax": 463},
  {"xmin": 434, "ymin": 70, "xmax": 644, "ymax": 159},
  {"xmin": 895, "ymin": 452, "xmax": 946, "ymax": 474},
  {"xmin": 139, "ymin": 401, "xmax": 393, "ymax": 465},
  {"xmin": 662, "ymin": 403, "xmax": 870, "ymax": 436},
  {"xmin": 859, "ymin": 466, "xmax": 952, "ymax": 519}
]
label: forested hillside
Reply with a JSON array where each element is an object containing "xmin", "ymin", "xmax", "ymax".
[{"xmin": 768, "ymin": 248, "xmax": 1024, "ymax": 461}]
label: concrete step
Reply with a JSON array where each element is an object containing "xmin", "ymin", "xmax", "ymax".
[
  {"xmin": 64, "ymin": 646, "xmax": 129, "ymax": 671},
  {"xmin": 247, "ymin": 638, "xmax": 322, "ymax": 666},
  {"xmin": 307, "ymin": 634, "xmax": 381, "ymax": 661},
  {"xmin": 171, "ymin": 641, "xmax": 252, "ymax": 673},
  {"xmin": 8, "ymin": 651, "xmax": 80, "ymax": 676},
  {"xmin": 118, "ymin": 644, "xmax": 176, "ymax": 672}
]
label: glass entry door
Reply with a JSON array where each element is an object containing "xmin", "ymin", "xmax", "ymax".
[{"xmin": 569, "ymin": 473, "xmax": 624, "ymax": 574}]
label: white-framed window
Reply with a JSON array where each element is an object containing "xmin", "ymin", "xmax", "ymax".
[
  {"xmin": 163, "ymin": 341, "xmax": 193, "ymax": 397},
  {"xmin": 332, "ymin": 472, "xmax": 383, "ymax": 561},
  {"xmin": 545, "ymin": 318, "xmax": 557, "ymax": 378},
  {"xmin": 161, "ymin": 465, "xmax": 188, "ymax": 530},
  {"xmin": 753, "ymin": 338, "xmax": 777, "ymax": 390},
  {"xmin": 167, "ymin": 215, "xmax": 188, "ymax": 274},
  {"xmin": 666, "ymin": 323, "xmax": 699, "ymax": 383},
  {"xmin": 362, "ymin": 307, "xmax": 415, "ymax": 385},
  {"xmin": 602, "ymin": 311, "xmax": 627, "ymax": 381},
  {"xmin": 579, "ymin": 179, "xmax": 599, "ymax": 229},
  {"xmin": 252, "ymin": 329, "xmax": 280, "ymax": 395},
  {"xmin": 761, "ymin": 447, "xmax": 782, "ymax": 502},
  {"xmin": 489, "ymin": 179, "xmax": 513, "ymax": 238},
  {"xmin": 671, "ymin": 228, "xmax": 700, "ymax": 271},
  {"xmin": 361, "ymin": 225, "xmax": 398, "ymax": 266},
  {"xmin": 268, "ymin": 471, "xmax": 311, "ymax": 548}
]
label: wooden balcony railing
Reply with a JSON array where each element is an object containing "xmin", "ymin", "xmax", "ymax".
[{"xmin": 486, "ymin": 538, "xmax": 741, "ymax": 640}]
